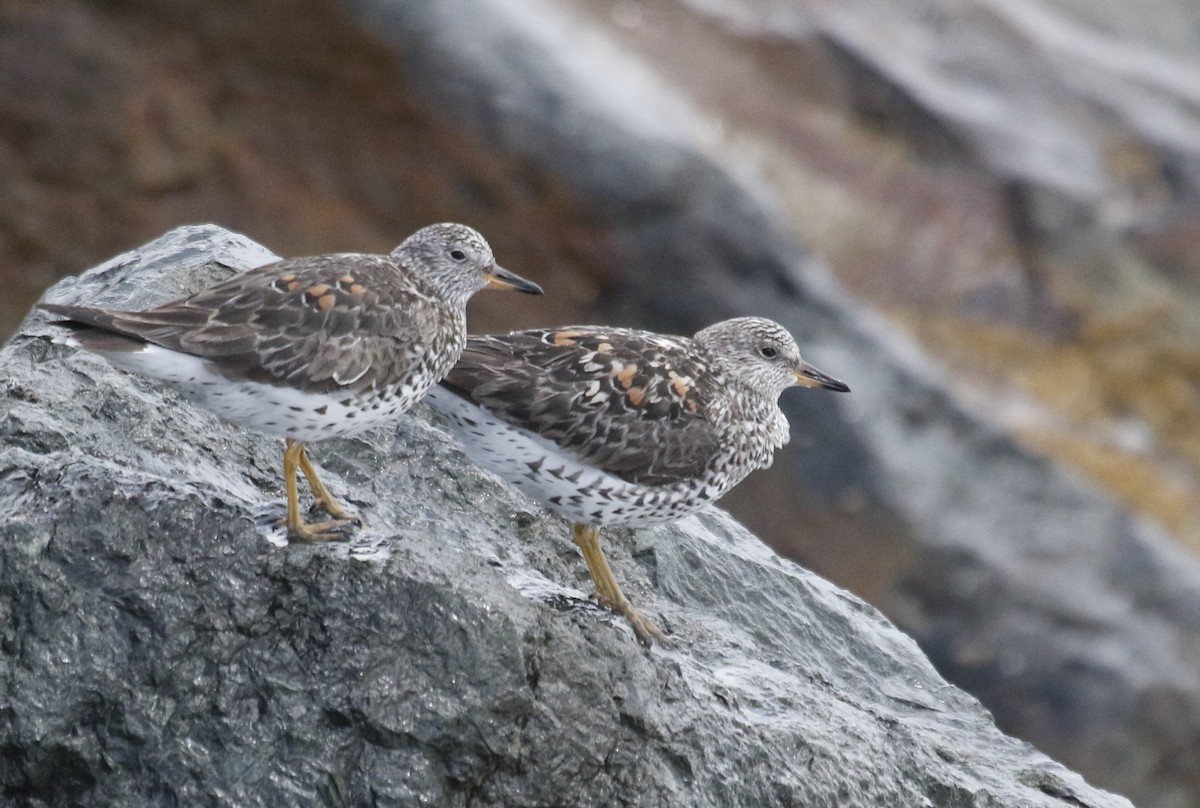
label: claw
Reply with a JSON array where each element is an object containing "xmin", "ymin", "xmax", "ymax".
[
  {"xmin": 595, "ymin": 592, "xmax": 668, "ymax": 646},
  {"xmin": 287, "ymin": 517, "xmax": 355, "ymax": 543},
  {"xmin": 311, "ymin": 496, "xmax": 362, "ymax": 525},
  {"xmin": 273, "ymin": 513, "xmax": 355, "ymax": 541}
]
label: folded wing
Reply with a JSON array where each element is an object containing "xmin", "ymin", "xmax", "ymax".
[{"xmin": 440, "ymin": 327, "xmax": 723, "ymax": 486}]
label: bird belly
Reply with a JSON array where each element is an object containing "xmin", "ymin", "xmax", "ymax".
[
  {"xmin": 426, "ymin": 385, "xmax": 714, "ymax": 526},
  {"xmin": 88, "ymin": 343, "xmax": 416, "ymax": 442}
]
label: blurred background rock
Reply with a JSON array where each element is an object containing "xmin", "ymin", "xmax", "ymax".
[{"xmin": 3, "ymin": 0, "xmax": 1200, "ymax": 805}]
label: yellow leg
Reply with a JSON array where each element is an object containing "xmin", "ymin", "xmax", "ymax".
[
  {"xmin": 281, "ymin": 440, "xmax": 353, "ymax": 542},
  {"xmin": 295, "ymin": 443, "xmax": 358, "ymax": 522},
  {"xmin": 572, "ymin": 523, "xmax": 666, "ymax": 645}
]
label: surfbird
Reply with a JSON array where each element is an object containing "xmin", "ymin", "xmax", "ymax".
[
  {"xmin": 40, "ymin": 223, "xmax": 542, "ymax": 542},
  {"xmin": 426, "ymin": 316, "xmax": 849, "ymax": 644}
]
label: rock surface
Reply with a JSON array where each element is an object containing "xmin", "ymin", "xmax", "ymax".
[
  {"xmin": 5, "ymin": 2, "xmax": 1200, "ymax": 805},
  {"xmin": 0, "ymin": 227, "xmax": 1126, "ymax": 807},
  {"xmin": 357, "ymin": 4, "xmax": 1200, "ymax": 806}
]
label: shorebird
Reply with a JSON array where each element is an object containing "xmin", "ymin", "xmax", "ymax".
[
  {"xmin": 426, "ymin": 316, "xmax": 848, "ymax": 643},
  {"xmin": 40, "ymin": 223, "xmax": 542, "ymax": 541}
]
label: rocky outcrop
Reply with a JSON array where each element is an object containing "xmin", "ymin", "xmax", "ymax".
[
  {"xmin": 354, "ymin": 4, "xmax": 1200, "ymax": 806},
  {"xmin": 5, "ymin": 2, "xmax": 1200, "ymax": 805},
  {"xmin": 0, "ymin": 226, "xmax": 1126, "ymax": 806}
]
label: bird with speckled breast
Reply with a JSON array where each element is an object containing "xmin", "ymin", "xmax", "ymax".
[
  {"xmin": 39, "ymin": 223, "xmax": 542, "ymax": 542},
  {"xmin": 425, "ymin": 316, "xmax": 849, "ymax": 644}
]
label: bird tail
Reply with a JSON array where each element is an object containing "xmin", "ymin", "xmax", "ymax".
[{"xmin": 37, "ymin": 303, "xmax": 152, "ymax": 353}]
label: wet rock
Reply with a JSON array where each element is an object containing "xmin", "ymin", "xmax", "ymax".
[
  {"xmin": 5, "ymin": 2, "xmax": 1200, "ymax": 805},
  {"xmin": 342, "ymin": 5, "xmax": 1200, "ymax": 806},
  {"xmin": 0, "ymin": 226, "xmax": 1126, "ymax": 806}
]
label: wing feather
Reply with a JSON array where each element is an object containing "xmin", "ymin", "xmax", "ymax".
[
  {"xmin": 441, "ymin": 327, "xmax": 724, "ymax": 486},
  {"xmin": 40, "ymin": 254, "xmax": 448, "ymax": 395}
]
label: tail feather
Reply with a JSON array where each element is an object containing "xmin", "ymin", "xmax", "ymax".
[
  {"xmin": 37, "ymin": 303, "xmax": 152, "ymax": 353},
  {"xmin": 38, "ymin": 303, "xmax": 123, "ymax": 331}
]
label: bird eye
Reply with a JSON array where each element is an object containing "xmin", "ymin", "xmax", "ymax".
[
  {"xmin": 449, "ymin": 249, "xmax": 467, "ymax": 261},
  {"xmin": 759, "ymin": 345, "xmax": 778, "ymax": 359}
]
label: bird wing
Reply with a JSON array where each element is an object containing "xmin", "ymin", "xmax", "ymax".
[
  {"xmin": 39, "ymin": 254, "xmax": 445, "ymax": 395},
  {"xmin": 440, "ymin": 327, "xmax": 724, "ymax": 486}
]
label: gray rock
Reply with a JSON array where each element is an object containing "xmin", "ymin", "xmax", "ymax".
[
  {"xmin": 336, "ymin": 4, "xmax": 1200, "ymax": 805},
  {"xmin": 0, "ymin": 225, "xmax": 1126, "ymax": 806}
]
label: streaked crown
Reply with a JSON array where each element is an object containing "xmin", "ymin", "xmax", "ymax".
[
  {"xmin": 694, "ymin": 317, "xmax": 848, "ymax": 398},
  {"xmin": 694, "ymin": 317, "xmax": 800, "ymax": 396},
  {"xmin": 389, "ymin": 223, "xmax": 493, "ymax": 302}
]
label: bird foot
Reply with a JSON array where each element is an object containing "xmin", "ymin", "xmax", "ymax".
[
  {"xmin": 312, "ymin": 496, "xmax": 362, "ymax": 526},
  {"xmin": 595, "ymin": 593, "xmax": 668, "ymax": 646},
  {"xmin": 276, "ymin": 516, "xmax": 356, "ymax": 543}
]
